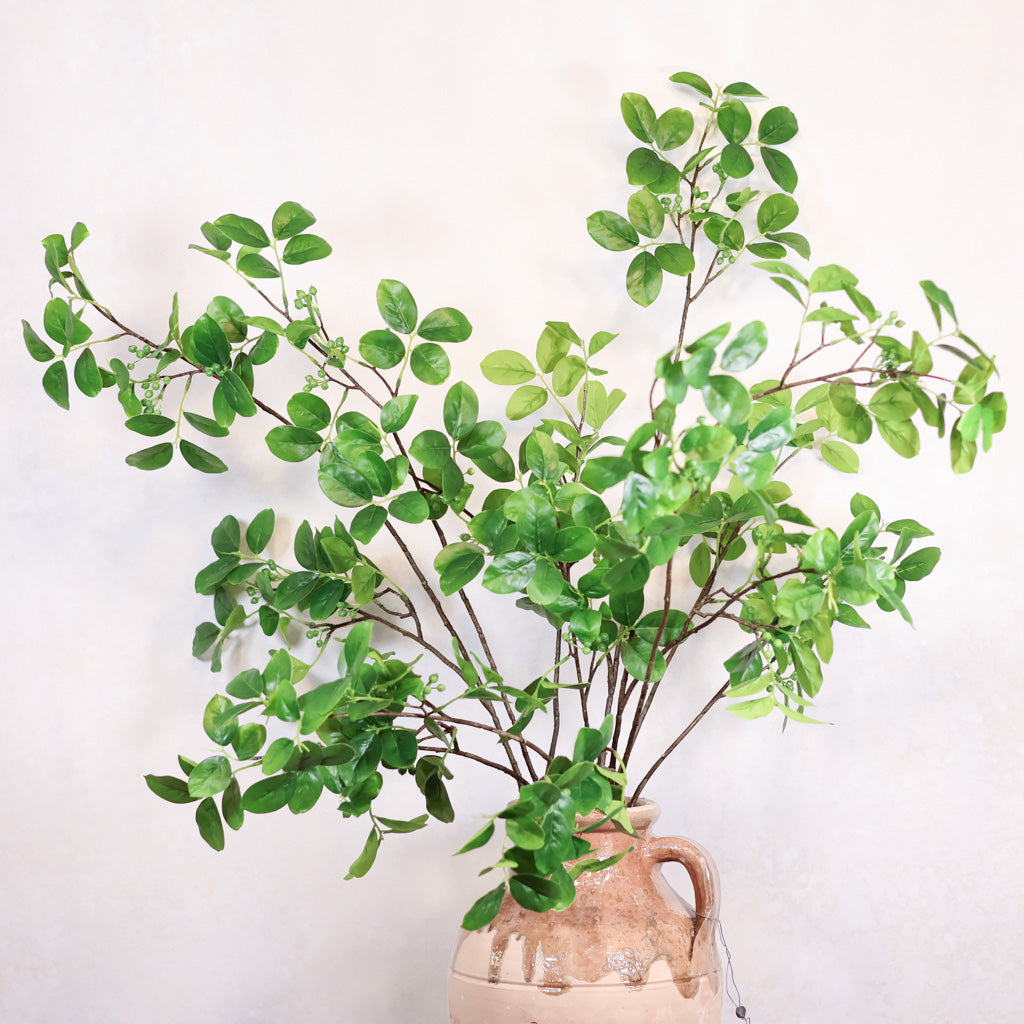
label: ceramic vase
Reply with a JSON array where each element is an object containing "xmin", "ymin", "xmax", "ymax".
[{"xmin": 448, "ymin": 799, "xmax": 722, "ymax": 1023}]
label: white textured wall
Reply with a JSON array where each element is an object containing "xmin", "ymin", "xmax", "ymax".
[{"xmin": 2, "ymin": 2, "xmax": 1021, "ymax": 1022}]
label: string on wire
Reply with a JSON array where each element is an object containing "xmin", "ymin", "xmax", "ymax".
[{"xmin": 716, "ymin": 918, "xmax": 751, "ymax": 1022}]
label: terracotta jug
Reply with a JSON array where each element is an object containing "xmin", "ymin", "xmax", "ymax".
[{"xmin": 448, "ymin": 800, "xmax": 722, "ymax": 1023}]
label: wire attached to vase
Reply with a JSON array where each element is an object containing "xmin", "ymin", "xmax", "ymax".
[{"xmin": 716, "ymin": 919, "xmax": 751, "ymax": 1022}]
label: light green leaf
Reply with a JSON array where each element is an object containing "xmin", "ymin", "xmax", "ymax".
[
  {"xmin": 821, "ymin": 439, "xmax": 859, "ymax": 473},
  {"xmin": 586, "ymin": 210, "xmax": 639, "ymax": 252},
  {"xmin": 376, "ymin": 279, "xmax": 418, "ymax": 334}
]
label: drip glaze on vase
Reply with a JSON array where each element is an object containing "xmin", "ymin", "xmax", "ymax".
[{"xmin": 448, "ymin": 800, "xmax": 722, "ymax": 1024}]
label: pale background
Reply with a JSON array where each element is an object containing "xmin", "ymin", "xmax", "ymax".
[{"xmin": 2, "ymin": 2, "xmax": 1021, "ymax": 1022}]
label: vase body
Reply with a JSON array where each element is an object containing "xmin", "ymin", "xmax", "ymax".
[{"xmin": 448, "ymin": 800, "xmax": 722, "ymax": 1024}]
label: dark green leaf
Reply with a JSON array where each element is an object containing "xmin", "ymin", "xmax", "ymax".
[
  {"xmin": 125, "ymin": 442, "xmax": 173, "ymax": 470},
  {"xmin": 388, "ymin": 491, "xmax": 430, "ymax": 523},
  {"xmin": 761, "ymin": 147, "xmax": 798, "ymax": 193},
  {"xmin": 380, "ymin": 394, "xmax": 418, "ymax": 433},
  {"xmin": 42, "ymin": 360, "xmax": 70, "ymax": 410},
  {"xmin": 214, "ymin": 214, "xmax": 269, "ymax": 248},
  {"xmin": 195, "ymin": 798, "xmax": 225, "ymax": 851},
  {"xmin": 896, "ymin": 546, "xmax": 941, "ymax": 581},
  {"xmin": 126, "ymin": 414, "xmax": 175, "ymax": 436},
  {"xmin": 181, "ymin": 440, "xmax": 228, "ymax": 474},
  {"xmin": 183, "ymin": 411, "xmax": 230, "ymax": 438},
  {"xmin": 720, "ymin": 142, "xmax": 754, "ymax": 178},
  {"xmin": 145, "ymin": 774, "xmax": 198, "ymax": 804},
  {"xmin": 461, "ymin": 883, "xmax": 506, "ymax": 930},
  {"xmin": 443, "ymin": 382, "xmax": 479, "ymax": 440},
  {"xmin": 287, "ymin": 392, "xmax": 331, "ymax": 430},
  {"xmin": 758, "ymin": 106, "xmax": 798, "ymax": 145},
  {"xmin": 359, "ymin": 329, "xmax": 405, "ymax": 369},
  {"xmin": 669, "ymin": 71, "xmax": 713, "ymax": 98},
  {"xmin": 23, "ymin": 320, "xmax": 54, "ymax": 362},
  {"xmin": 272, "ymin": 201, "xmax": 316, "ymax": 240},
  {"xmin": 282, "ymin": 233, "xmax": 332, "ymax": 264},
  {"xmin": 188, "ymin": 755, "xmax": 232, "ymax": 799},
  {"xmin": 242, "ymin": 775, "xmax": 296, "ymax": 814},
  {"xmin": 717, "ymin": 99, "xmax": 751, "ymax": 143}
]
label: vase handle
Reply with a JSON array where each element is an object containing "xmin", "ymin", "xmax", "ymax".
[{"xmin": 643, "ymin": 835, "xmax": 720, "ymax": 954}]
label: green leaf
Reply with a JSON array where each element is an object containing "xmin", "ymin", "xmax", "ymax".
[
  {"xmin": 896, "ymin": 546, "xmax": 941, "ymax": 581},
  {"xmin": 920, "ymin": 280, "xmax": 957, "ymax": 327},
  {"xmin": 757, "ymin": 195, "xmax": 799, "ymax": 234},
  {"xmin": 655, "ymin": 107, "xmax": 694, "ymax": 149},
  {"xmin": 821, "ymin": 439, "xmax": 859, "ymax": 473},
  {"xmin": 669, "ymin": 71, "xmax": 713, "ymax": 98},
  {"xmin": 220, "ymin": 369, "xmax": 257, "ymax": 417},
  {"xmin": 195, "ymin": 797, "xmax": 225, "ymax": 851},
  {"xmin": 443, "ymin": 382, "xmax": 479, "ymax": 440},
  {"xmin": 733, "ymin": 450, "xmax": 775, "ymax": 490},
  {"xmin": 388, "ymin": 491, "xmax": 430, "ymax": 523},
  {"xmin": 620, "ymin": 92, "xmax": 656, "ymax": 142},
  {"xmin": 458, "ymin": 420, "xmax": 506, "ymax": 458},
  {"xmin": 721, "ymin": 321, "xmax": 767, "ymax": 371},
  {"xmin": 70, "ymin": 349, "xmax": 101, "ymax": 398},
  {"xmin": 282, "ymin": 233, "xmax": 332, "ymax": 264},
  {"xmin": 720, "ymin": 143, "xmax": 754, "ymax": 179},
  {"xmin": 702, "ymin": 375, "xmax": 751, "ymax": 426},
  {"xmin": 125, "ymin": 442, "xmax": 173, "ymax": 470},
  {"xmin": 188, "ymin": 755, "xmax": 233, "ymax": 799},
  {"xmin": 265, "ymin": 425, "xmax": 322, "ymax": 462},
  {"xmin": 222, "ymin": 778, "xmax": 244, "ymax": 830},
  {"xmin": 724, "ymin": 81, "xmax": 765, "ymax": 97},
  {"xmin": 761, "ymin": 148, "xmax": 798, "ymax": 193},
  {"xmin": 410, "ymin": 429, "xmax": 451, "ymax": 468},
  {"xmin": 418, "ymin": 306, "xmax": 472, "ymax": 343},
  {"xmin": 183, "ymin": 411, "xmax": 229, "ymax": 438},
  {"xmin": 43, "ymin": 298, "xmax": 91, "ymax": 349},
  {"xmin": 758, "ymin": 106, "xmax": 799, "ymax": 145},
  {"xmin": 627, "ymin": 189, "xmax": 665, "ymax": 238},
  {"xmin": 237, "ymin": 251, "xmax": 280, "ymax": 278},
  {"xmin": 126, "ymin": 414, "xmax": 175, "ymax": 436},
  {"xmin": 586, "ymin": 210, "xmax": 639, "ymax": 252},
  {"xmin": 626, "ymin": 251, "xmax": 663, "ymax": 307},
  {"xmin": 483, "ymin": 552, "xmax": 538, "ymax": 594},
  {"xmin": 766, "ymin": 231, "xmax": 811, "ymax": 259},
  {"xmin": 461, "ymin": 883, "xmax": 506, "ymax": 931},
  {"xmin": 579, "ymin": 456, "xmax": 631, "ymax": 491},
  {"xmin": 359, "ymin": 329, "xmax": 406, "ymax": 369},
  {"xmin": 145, "ymin": 774, "xmax": 198, "ymax": 804},
  {"xmin": 272, "ymin": 201, "xmax": 316, "ymax": 240},
  {"xmin": 180, "ymin": 440, "xmax": 228, "ymax": 474},
  {"xmin": 42, "ymin": 360, "xmax": 70, "ymax": 410},
  {"xmin": 287, "ymin": 392, "xmax": 331, "ymax": 431},
  {"xmin": 380, "ymin": 394, "xmax": 418, "ymax": 434},
  {"xmin": 877, "ymin": 418, "xmax": 921, "ymax": 458},
  {"xmin": 728, "ymin": 697, "xmax": 775, "ymax": 720},
  {"xmin": 242, "ymin": 775, "xmax": 296, "ymax": 814},
  {"xmin": 435, "ymin": 542, "xmax": 485, "ymax": 596},
  {"xmin": 192, "ymin": 314, "xmax": 231, "ymax": 367},
  {"xmin": 748, "ymin": 406, "xmax": 796, "ymax": 451},
  {"xmin": 457, "ymin": 821, "xmax": 496, "ymax": 855},
  {"xmin": 23, "ymin": 320, "xmax": 54, "ymax": 362},
  {"xmin": 869, "ymin": 383, "xmax": 916, "ymax": 422},
  {"xmin": 409, "ymin": 342, "xmax": 450, "ymax": 385},
  {"xmin": 655, "ymin": 243, "xmax": 696, "ymax": 277},
  {"xmin": 717, "ymin": 99, "xmax": 752, "ymax": 143},
  {"xmin": 214, "ymin": 214, "xmax": 270, "ymax": 248},
  {"xmin": 625, "ymin": 147, "xmax": 664, "ymax": 186},
  {"xmin": 552, "ymin": 355, "xmax": 586, "ymax": 397},
  {"xmin": 507, "ymin": 385, "xmax": 548, "ymax": 420},
  {"xmin": 376, "ymin": 279, "xmax": 418, "ymax": 333}
]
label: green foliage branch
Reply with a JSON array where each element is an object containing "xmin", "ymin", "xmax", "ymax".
[{"xmin": 24, "ymin": 72, "xmax": 1004, "ymax": 929}]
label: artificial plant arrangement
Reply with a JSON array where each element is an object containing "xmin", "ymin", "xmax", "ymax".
[{"xmin": 23, "ymin": 69, "xmax": 1003, "ymax": 933}]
